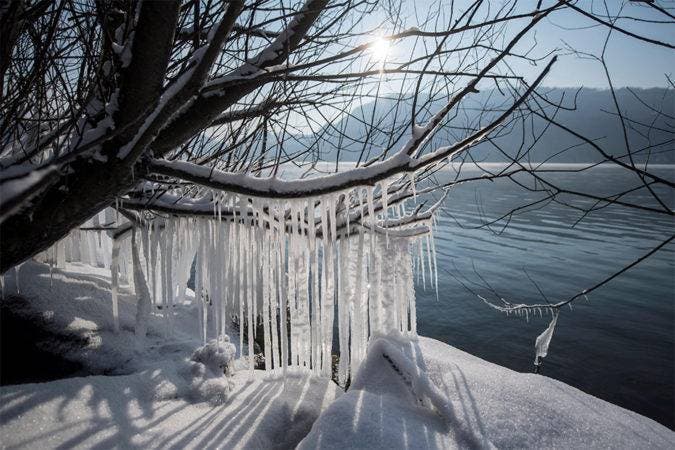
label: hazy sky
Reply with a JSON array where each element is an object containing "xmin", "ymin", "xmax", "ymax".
[
  {"xmin": 533, "ymin": 3, "xmax": 674, "ymax": 88},
  {"xmin": 372, "ymin": 0, "xmax": 674, "ymax": 89}
]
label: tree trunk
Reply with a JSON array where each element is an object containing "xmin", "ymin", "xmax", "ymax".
[{"xmin": 0, "ymin": 157, "xmax": 142, "ymax": 273}]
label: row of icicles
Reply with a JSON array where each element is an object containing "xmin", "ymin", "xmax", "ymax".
[{"xmin": 37, "ymin": 185, "xmax": 439, "ymax": 384}]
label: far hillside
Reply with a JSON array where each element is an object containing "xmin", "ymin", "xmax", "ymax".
[{"xmin": 286, "ymin": 88, "xmax": 674, "ymax": 165}]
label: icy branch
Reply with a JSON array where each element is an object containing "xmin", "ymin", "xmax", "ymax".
[{"xmin": 149, "ymin": 56, "xmax": 554, "ymax": 199}]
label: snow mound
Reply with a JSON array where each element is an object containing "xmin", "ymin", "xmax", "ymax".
[{"xmin": 299, "ymin": 334, "xmax": 674, "ymax": 449}]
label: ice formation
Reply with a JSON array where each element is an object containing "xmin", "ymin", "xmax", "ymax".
[
  {"xmin": 534, "ymin": 309, "xmax": 559, "ymax": 366},
  {"xmin": 35, "ymin": 181, "xmax": 438, "ymax": 382}
]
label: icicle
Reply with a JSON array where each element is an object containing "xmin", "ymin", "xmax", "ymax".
[
  {"xmin": 251, "ymin": 204, "xmax": 258, "ymax": 342},
  {"xmin": 288, "ymin": 200, "xmax": 299, "ymax": 366},
  {"xmin": 57, "ymin": 240, "xmax": 66, "ymax": 268},
  {"xmin": 380, "ymin": 180, "xmax": 390, "ymax": 246},
  {"xmin": 111, "ymin": 238, "xmax": 120, "ymax": 333},
  {"xmin": 132, "ymin": 228, "xmax": 151, "ymax": 339},
  {"xmin": 345, "ymin": 191, "xmax": 351, "ymax": 237},
  {"xmin": 195, "ymin": 220, "xmax": 206, "ymax": 343},
  {"xmin": 296, "ymin": 201, "xmax": 311, "ymax": 369},
  {"xmin": 319, "ymin": 197, "xmax": 335, "ymax": 377},
  {"xmin": 247, "ymin": 214, "xmax": 254, "ymax": 375},
  {"xmin": 270, "ymin": 212, "xmax": 281, "ymax": 373},
  {"xmin": 350, "ymin": 216, "xmax": 365, "ymax": 376},
  {"xmin": 429, "ymin": 225, "xmax": 439, "ymax": 301},
  {"xmin": 373, "ymin": 235, "xmax": 383, "ymax": 333},
  {"xmin": 48, "ymin": 246, "xmax": 55, "ymax": 287},
  {"xmin": 337, "ymin": 230, "xmax": 350, "ymax": 385},
  {"xmin": 275, "ymin": 203, "xmax": 288, "ymax": 375},
  {"xmin": 163, "ymin": 218, "xmax": 175, "ymax": 335},
  {"xmin": 534, "ymin": 309, "xmax": 559, "ymax": 367},
  {"xmin": 261, "ymin": 210, "xmax": 272, "ymax": 373},
  {"xmin": 237, "ymin": 197, "xmax": 246, "ymax": 357},
  {"xmin": 425, "ymin": 235, "xmax": 433, "ymax": 292},
  {"xmin": 409, "ymin": 172, "xmax": 417, "ymax": 202},
  {"xmin": 308, "ymin": 197, "xmax": 320, "ymax": 374},
  {"xmin": 424, "ymin": 234, "xmax": 434, "ymax": 287},
  {"xmin": 14, "ymin": 263, "xmax": 21, "ymax": 294},
  {"xmin": 418, "ymin": 238, "xmax": 426, "ymax": 289}
]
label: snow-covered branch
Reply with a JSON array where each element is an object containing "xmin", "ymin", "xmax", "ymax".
[
  {"xmin": 479, "ymin": 233, "xmax": 675, "ymax": 315},
  {"xmin": 116, "ymin": 0, "xmax": 244, "ymax": 160},
  {"xmin": 148, "ymin": 56, "xmax": 555, "ymax": 199}
]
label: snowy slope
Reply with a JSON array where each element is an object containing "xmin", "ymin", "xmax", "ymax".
[{"xmin": 299, "ymin": 334, "xmax": 675, "ymax": 449}]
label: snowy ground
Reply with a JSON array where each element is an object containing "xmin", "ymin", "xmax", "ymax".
[
  {"xmin": 0, "ymin": 368, "xmax": 339, "ymax": 449},
  {"xmin": 1, "ymin": 262, "xmax": 673, "ymax": 449},
  {"xmin": 1, "ymin": 261, "xmax": 208, "ymax": 376},
  {"xmin": 0, "ymin": 262, "xmax": 340, "ymax": 449}
]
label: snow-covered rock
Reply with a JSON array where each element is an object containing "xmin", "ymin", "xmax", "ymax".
[
  {"xmin": 185, "ymin": 338, "xmax": 238, "ymax": 405},
  {"xmin": 299, "ymin": 334, "xmax": 675, "ymax": 449}
]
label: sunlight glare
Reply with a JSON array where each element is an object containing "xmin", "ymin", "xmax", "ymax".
[{"xmin": 370, "ymin": 35, "xmax": 390, "ymax": 62}]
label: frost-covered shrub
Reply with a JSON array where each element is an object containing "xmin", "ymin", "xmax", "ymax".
[
  {"xmin": 190, "ymin": 336, "xmax": 236, "ymax": 377},
  {"xmin": 184, "ymin": 337, "xmax": 237, "ymax": 404}
]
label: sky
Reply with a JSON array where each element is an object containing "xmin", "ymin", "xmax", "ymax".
[
  {"xmin": 368, "ymin": 0, "xmax": 675, "ymax": 89},
  {"xmin": 533, "ymin": 2, "xmax": 674, "ymax": 88}
]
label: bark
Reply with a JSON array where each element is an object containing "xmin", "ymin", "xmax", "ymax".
[
  {"xmin": 0, "ymin": 157, "xmax": 141, "ymax": 273},
  {"xmin": 151, "ymin": 0, "xmax": 329, "ymax": 157},
  {"xmin": 0, "ymin": 0, "xmax": 181, "ymax": 273},
  {"xmin": 0, "ymin": 0, "xmax": 321, "ymax": 272}
]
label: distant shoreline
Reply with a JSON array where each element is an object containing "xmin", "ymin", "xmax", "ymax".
[{"xmin": 281, "ymin": 162, "xmax": 675, "ymax": 177}]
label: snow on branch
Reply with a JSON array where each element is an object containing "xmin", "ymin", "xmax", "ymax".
[
  {"xmin": 149, "ymin": 56, "xmax": 555, "ymax": 199},
  {"xmin": 116, "ymin": 0, "xmax": 244, "ymax": 160},
  {"xmin": 0, "ymin": 165, "xmax": 59, "ymax": 224},
  {"xmin": 204, "ymin": 0, "xmax": 330, "ymax": 92},
  {"xmin": 479, "ymin": 233, "xmax": 675, "ymax": 316}
]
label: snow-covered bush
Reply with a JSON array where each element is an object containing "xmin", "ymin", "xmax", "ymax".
[
  {"xmin": 179, "ymin": 337, "xmax": 237, "ymax": 405},
  {"xmin": 190, "ymin": 337, "xmax": 236, "ymax": 377}
]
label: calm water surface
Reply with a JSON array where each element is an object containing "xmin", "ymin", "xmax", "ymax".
[{"xmin": 415, "ymin": 165, "xmax": 674, "ymax": 428}]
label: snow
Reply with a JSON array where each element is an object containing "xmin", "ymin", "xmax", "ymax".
[
  {"xmin": 2, "ymin": 259, "xmax": 673, "ymax": 449},
  {"xmin": 299, "ymin": 333, "xmax": 675, "ymax": 449},
  {"xmin": 0, "ymin": 367, "xmax": 340, "ymax": 449},
  {"xmin": 2, "ymin": 260, "xmax": 204, "ymax": 374},
  {"xmin": 149, "ymin": 154, "xmax": 412, "ymax": 197},
  {"xmin": 191, "ymin": 337, "xmax": 236, "ymax": 378},
  {"xmin": 0, "ymin": 261, "xmax": 341, "ymax": 449}
]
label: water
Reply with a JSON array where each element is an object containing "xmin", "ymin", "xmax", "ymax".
[{"xmin": 414, "ymin": 165, "xmax": 674, "ymax": 429}]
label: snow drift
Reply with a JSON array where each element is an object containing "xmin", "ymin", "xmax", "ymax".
[{"xmin": 299, "ymin": 334, "xmax": 675, "ymax": 449}]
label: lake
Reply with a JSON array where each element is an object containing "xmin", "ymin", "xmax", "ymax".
[{"xmin": 414, "ymin": 164, "xmax": 674, "ymax": 429}]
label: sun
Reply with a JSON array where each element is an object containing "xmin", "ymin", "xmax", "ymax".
[{"xmin": 370, "ymin": 36, "xmax": 390, "ymax": 62}]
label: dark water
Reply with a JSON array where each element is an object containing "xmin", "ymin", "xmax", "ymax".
[{"xmin": 414, "ymin": 165, "xmax": 674, "ymax": 429}]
